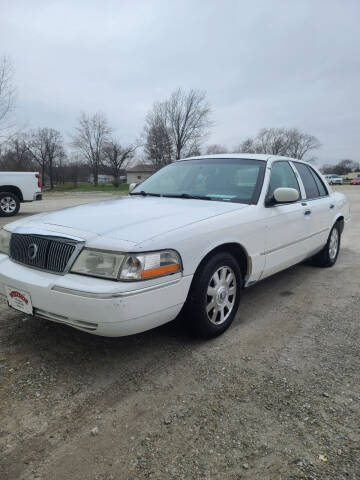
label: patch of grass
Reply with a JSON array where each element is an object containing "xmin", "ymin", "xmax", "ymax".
[{"xmin": 49, "ymin": 182, "xmax": 129, "ymax": 193}]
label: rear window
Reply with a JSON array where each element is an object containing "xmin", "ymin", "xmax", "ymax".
[
  {"xmin": 293, "ymin": 162, "xmax": 320, "ymax": 199},
  {"xmin": 310, "ymin": 169, "xmax": 328, "ymax": 196}
]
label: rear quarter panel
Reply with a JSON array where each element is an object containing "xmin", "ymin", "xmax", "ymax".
[{"xmin": 330, "ymin": 191, "xmax": 350, "ymax": 226}]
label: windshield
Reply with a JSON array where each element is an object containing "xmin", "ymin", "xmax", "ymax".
[{"xmin": 131, "ymin": 158, "xmax": 266, "ymax": 204}]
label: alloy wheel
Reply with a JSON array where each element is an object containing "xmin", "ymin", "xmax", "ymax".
[
  {"xmin": 329, "ymin": 228, "xmax": 339, "ymax": 260},
  {"xmin": 206, "ymin": 266, "xmax": 237, "ymax": 325},
  {"xmin": 0, "ymin": 196, "xmax": 17, "ymax": 214}
]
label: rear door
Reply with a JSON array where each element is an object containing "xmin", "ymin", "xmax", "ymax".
[{"xmin": 292, "ymin": 162, "xmax": 331, "ymax": 254}]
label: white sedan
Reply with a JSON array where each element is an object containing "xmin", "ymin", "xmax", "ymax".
[
  {"xmin": 324, "ymin": 174, "xmax": 343, "ymax": 185},
  {"xmin": 0, "ymin": 155, "xmax": 350, "ymax": 338}
]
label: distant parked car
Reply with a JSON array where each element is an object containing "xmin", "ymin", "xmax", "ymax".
[
  {"xmin": 324, "ymin": 174, "xmax": 343, "ymax": 185},
  {"xmin": 0, "ymin": 172, "xmax": 42, "ymax": 217},
  {"xmin": 350, "ymin": 177, "xmax": 360, "ymax": 185}
]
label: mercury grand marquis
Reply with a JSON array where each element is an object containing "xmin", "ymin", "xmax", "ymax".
[{"xmin": 0, "ymin": 155, "xmax": 350, "ymax": 338}]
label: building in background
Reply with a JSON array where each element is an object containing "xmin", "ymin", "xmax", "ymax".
[
  {"xmin": 89, "ymin": 174, "xmax": 114, "ymax": 183},
  {"xmin": 88, "ymin": 173, "xmax": 127, "ymax": 183},
  {"xmin": 126, "ymin": 164, "xmax": 155, "ymax": 184}
]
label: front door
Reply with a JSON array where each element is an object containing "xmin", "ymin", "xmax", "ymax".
[{"xmin": 261, "ymin": 161, "xmax": 310, "ymax": 279}]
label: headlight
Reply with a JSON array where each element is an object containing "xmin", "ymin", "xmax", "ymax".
[
  {"xmin": 119, "ymin": 250, "xmax": 182, "ymax": 281},
  {"xmin": 70, "ymin": 248, "xmax": 182, "ymax": 281},
  {"xmin": 71, "ymin": 249, "xmax": 125, "ymax": 280},
  {"xmin": 0, "ymin": 229, "xmax": 11, "ymax": 255}
]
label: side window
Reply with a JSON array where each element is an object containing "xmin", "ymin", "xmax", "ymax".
[
  {"xmin": 267, "ymin": 161, "xmax": 300, "ymax": 201},
  {"xmin": 294, "ymin": 162, "xmax": 320, "ymax": 199},
  {"xmin": 309, "ymin": 168, "xmax": 328, "ymax": 196}
]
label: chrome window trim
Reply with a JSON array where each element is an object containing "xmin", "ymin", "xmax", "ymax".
[{"xmin": 288, "ymin": 161, "xmax": 306, "ymax": 199}]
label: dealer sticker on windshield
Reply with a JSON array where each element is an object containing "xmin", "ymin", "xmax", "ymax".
[{"xmin": 5, "ymin": 286, "xmax": 33, "ymax": 315}]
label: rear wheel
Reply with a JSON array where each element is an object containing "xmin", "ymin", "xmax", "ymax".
[
  {"xmin": 184, "ymin": 252, "xmax": 242, "ymax": 338},
  {"xmin": 0, "ymin": 192, "xmax": 20, "ymax": 217},
  {"xmin": 312, "ymin": 222, "xmax": 341, "ymax": 267}
]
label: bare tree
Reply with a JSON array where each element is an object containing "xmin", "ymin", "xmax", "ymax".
[
  {"xmin": 0, "ymin": 56, "xmax": 17, "ymax": 136},
  {"xmin": 0, "ymin": 133, "xmax": 33, "ymax": 170},
  {"xmin": 285, "ymin": 128, "xmax": 321, "ymax": 160},
  {"xmin": 59, "ymin": 152, "xmax": 84, "ymax": 187},
  {"xmin": 256, "ymin": 128, "xmax": 290, "ymax": 156},
  {"xmin": 205, "ymin": 144, "xmax": 228, "ymax": 155},
  {"xmin": 184, "ymin": 137, "xmax": 202, "ymax": 157},
  {"xmin": 233, "ymin": 137, "xmax": 258, "ymax": 154},
  {"xmin": 10, "ymin": 136, "xmax": 29, "ymax": 168},
  {"xmin": 166, "ymin": 88, "xmax": 212, "ymax": 159},
  {"xmin": 235, "ymin": 127, "xmax": 321, "ymax": 160},
  {"xmin": 67, "ymin": 155, "xmax": 83, "ymax": 188},
  {"xmin": 325, "ymin": 159, "xmax": 360, "ymax": 175},
  {"xmin": 144, "ymin": 110, "xmax": 173, "ymax": 170},
  {"xmin": 27, "ymin": 128, "xmax": 64, "ymax": 188},
  {"xmin": 144, "ymin": 88, "xmax": 212, "ymax": 162},
  {"xmin": 61, "ymin": 155, "xmax": 90, "ymax": 187},
  {"xmin": 103, "ymin": 138, "xmax": 137, "ymax": 185},
  {"xmin": 71, "ymin": 112, "xmax": 111, "ymax": 185}
]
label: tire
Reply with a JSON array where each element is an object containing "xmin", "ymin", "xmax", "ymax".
[
  {"xmin": 312, "ymin": 222, "xmax": 341, "ymax": 267},
  {"xmin": 0, "ymin": 192, "xmax": 20, "ymax": 217},
  {"xmin": 184, "ymin": 252, "xmax": 242, "ymax": 339}
]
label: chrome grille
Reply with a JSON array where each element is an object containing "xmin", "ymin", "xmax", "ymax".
[{"xmin": 9, "ymin": 233, "xmax": 77, "ymax": 274}]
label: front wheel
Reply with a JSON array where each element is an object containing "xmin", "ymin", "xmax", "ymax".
[
  {"xmin": 312, "ymin": 222, "xmax": 341, "ymax": 267},
  {"xmin": 184, "ymin": 252, "xmax": 242, "ymax": 338},
  {"xmin": 0, "ymin": 192, "xmax": 20, "ymax": 217}
]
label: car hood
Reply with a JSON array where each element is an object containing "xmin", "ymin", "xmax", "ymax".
[{"xmin": 11, "ymin": 196, "xmax": 247, "ymax": 245}]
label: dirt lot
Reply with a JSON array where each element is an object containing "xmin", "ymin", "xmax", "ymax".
[{"xmin": 0, "ymin": 187, "xmax": 359, "ymax": 480}]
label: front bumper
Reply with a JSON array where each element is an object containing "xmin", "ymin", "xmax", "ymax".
[{"xmin": 0, "ymin": 256, "xmax": 192, "ymax": 336}]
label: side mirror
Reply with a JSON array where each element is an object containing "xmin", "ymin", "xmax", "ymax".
[
  {"xmin": 129, "ymin": 182, "xmax": 138, "ymax": 193},
  {"xmin": 273, "ymin": 187, "xmax": 299, "ymax": 204}
]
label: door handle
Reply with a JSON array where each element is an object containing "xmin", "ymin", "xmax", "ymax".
[
  {"xmin": 330, "ymin": 204, "xmax": 335, "ymax": 209},
  {"xmin": 304, "ymin": 209, "xmax": 312, "ymax": 216}
]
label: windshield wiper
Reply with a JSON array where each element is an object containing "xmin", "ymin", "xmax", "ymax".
[
  {"xmin": 130, "ymin": 191, "xmax": 161, "ymax": 197},
  {"xmin": 163, "ymin": 193, "xmax": 212, "ymax": 201},
  {"xmin": 130, "ymin": 191, "xmax": 213, "ymax": 200}
]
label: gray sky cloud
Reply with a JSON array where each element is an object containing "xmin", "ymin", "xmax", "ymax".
[{"xmin": 1, "ymin": 0, "xmax": 359, "ymax": 164}]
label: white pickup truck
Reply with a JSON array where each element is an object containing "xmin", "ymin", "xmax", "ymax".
[{"xmin": 0, "ymin": 172, "xmax": 42, "ymax": 217}]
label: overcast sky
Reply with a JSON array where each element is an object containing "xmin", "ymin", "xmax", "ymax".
[{"xmin": 1, "ymin": 0, "xmax": 359, "ymax": 164}]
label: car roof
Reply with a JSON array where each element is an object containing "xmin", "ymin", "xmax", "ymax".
[{"xmin": 178, "ymin": 153, "xmax": 307, "ymax": 164}]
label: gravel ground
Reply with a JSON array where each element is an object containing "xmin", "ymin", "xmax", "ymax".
[{"xmin": 0, "ymin": 187, "xmax": 359, "ymax": 480}]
